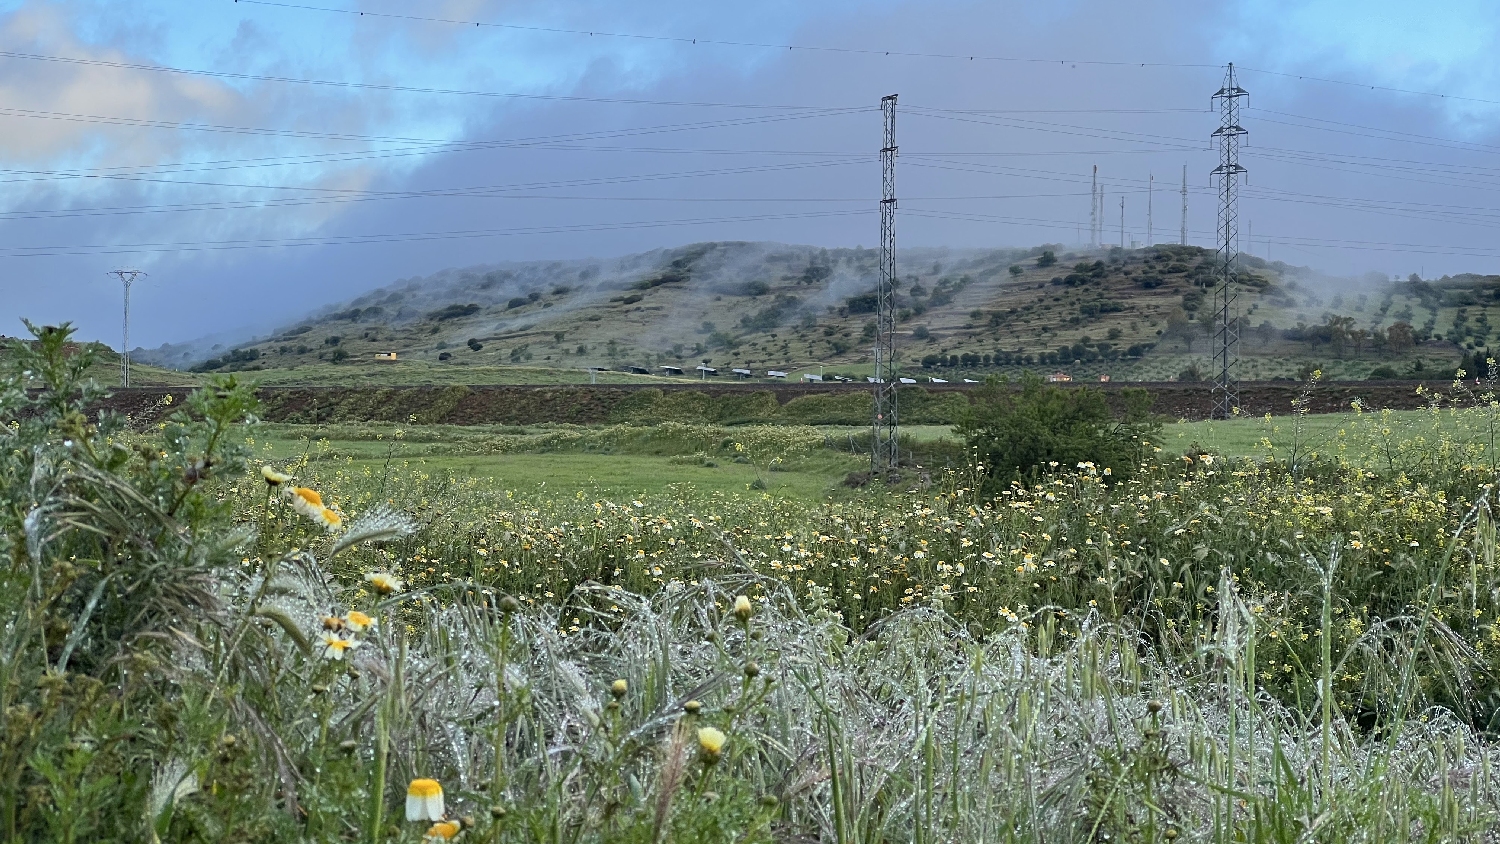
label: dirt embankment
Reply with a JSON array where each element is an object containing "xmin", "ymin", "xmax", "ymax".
[{"xmin": 76, "ymin": 380, "xmax": 1448, "ymax": 428}]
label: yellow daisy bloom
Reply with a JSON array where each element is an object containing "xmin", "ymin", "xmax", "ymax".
[
  {"xmin": 365, "ymin": 572, "xmax": 404, "ymax": 595},
  {"xmin": 423, "ymin": 821, "xmax": 461, "ymax": 841},
  {"xmin": 315, "ymin": 507, "xmax": 343, "ymax": 532},
  {"xmin": 286, "ymin": 486, "xmax": 327, "ymax": 522},
  {"xmin": 697, "ymin": 726, "xmax": 727, "ymax": 761},
  {"xmin": 406, "ymin": 778, "xmax": 445, "ymax": 821},
  {"xmin": 344, "ymin": 610, "xmax": 374, "ymax": 633},
  {"xmin": 319, "ymin": 633, "xmax": 359, "ymax": 661},
  {"xmin": 261, "ymin": 465, "xmax": 293, "ymax": 486}
]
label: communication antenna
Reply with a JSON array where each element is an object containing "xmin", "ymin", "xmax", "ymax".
[
  {"xmin": 1180, "ymin": 164, "xmax": 1188, "ymax": 245},
  {"xmin": 1089, "ymin": 165, "xmax": 1098, "ymax": 248},
  {"xmin": 1210, "ymin": 63, "xmax": 1248, "ymax": 419},
  {"xmin": 109, "ymin": 269, "xmax": 147, "ymax": 386},
  {"xmin": 872, "ymin": 94, "xmax": 900, "ymax": 472},
  {"xmin": 1147, "ymin": 173, "xmax": 1154, "ymax": 247},
  {"xmin": 1119, "ymin": 196, "xmax": 1125, "ymax": 249}
]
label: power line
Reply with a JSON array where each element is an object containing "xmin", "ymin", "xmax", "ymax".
[
  {"xmin": 1236, "ymin": 66, "xmax": 1500, "ymax": 109},
  {"xmin": 0, "ymin": 48, "xmax": 845, "ymax": 111},
  {"xmin": 234, "ymin": 0, "xmax": 1219, "ymax": 70},
  {"xmin": 0, "ymin": 101, "xmax": 868, "ymax": 147},
  {"xmin": 232, "ymin": 2, "xmax": 1493, "ymax": 107},
  {"xmin": 0, "ymin": 209, "xmax": 874, "ymax": 258}
]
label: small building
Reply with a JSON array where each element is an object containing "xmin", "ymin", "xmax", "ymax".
[
  {"xmin": 695, "ymin": 365, "xmax": 719, "ymax": 377},
  {"xmin": 899, "ymin": 377, "xmax": 916, "ymax": 384},
  {"xmin": 374, "ymin": 352, "xmax": 398, "ymax": 361},
  {"xmin": 1047, "ymin": 372, "xmax": 1072, "ymax": 383},
  {"xmin": 867, "ymin": 376, "xmax": 883, "ymax": 383},
  {"xmin": 767, "ymin": 370, "xmax": 788, "ymax": 379},
  {"xmin": 660, "ymin": 365, "xmax": 684, "ymax": 376},
  {"xmin": 802, "ymin": 373, "xmax": 823, "ymax": 382},
  {"xmin": 963, "ymin": 378, "xmax": 980, "ymax": 384},
  {"xmin": 929, "ymin": 377, "xmax": 948, "ymax": 384},
  {"xmin": 624, "ymin": 365, "xmax": 651, "ymax": 375},
  {"xmin": 731, "ymin": 368, "xmax": 752, "ymax": 378}
]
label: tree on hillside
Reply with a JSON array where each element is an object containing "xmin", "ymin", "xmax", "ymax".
[
  {"xmin": 1164, "ymin": 309, "xmax": 1195, "ymax": 352},
  {"xmin": 1387, "ymin": 321, "xmax": 1415, "ymax": 354}
]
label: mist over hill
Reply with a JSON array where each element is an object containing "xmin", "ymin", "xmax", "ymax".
[{"xmin": 137, "ymin": 241, "xmax": 1500, "ymax": 382}]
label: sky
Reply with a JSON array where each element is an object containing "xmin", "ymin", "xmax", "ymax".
[{"xmin": 2, "ymin": 0, "xmax": 1499, "ymax": 348}]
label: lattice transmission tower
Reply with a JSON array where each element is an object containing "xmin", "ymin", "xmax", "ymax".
[
  {"xmin": 872, "ymin": 94, "xmax": 900, "ymax": 472},
  {"xmin": 1210, "ymin": 63, "xmax": 1248, "ymax": 419},
  {"xmin": 109, "ymin": 269, "xmax": 147, "ymax": 387}
]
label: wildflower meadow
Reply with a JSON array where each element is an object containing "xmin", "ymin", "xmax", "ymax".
[{"xmin": 10, "ymin": 323, "xmax": 1500, "ymax": 842}]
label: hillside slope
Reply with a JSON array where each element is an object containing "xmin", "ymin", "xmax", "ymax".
[{"xmin": 145, "ymin": 241, "xmax": 1493, "ymax": 382}]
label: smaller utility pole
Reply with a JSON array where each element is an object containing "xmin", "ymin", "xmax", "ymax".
[
  {"xmin": 1119, "ymin": 196, "xmax": 1125, "ymax": 248},
  {"xmin": 109, "ymin": 269, "xmax": 147, "ymax": 387}
]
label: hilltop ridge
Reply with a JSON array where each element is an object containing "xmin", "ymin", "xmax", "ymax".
[{"xmin": 136, "ymin": 241, "xmax": 1498, "ymax": 382}]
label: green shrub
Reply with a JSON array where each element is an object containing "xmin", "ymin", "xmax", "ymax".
[{"xmin": 956, "ymin": 373, "xmax": 1158, "ymax": 490}]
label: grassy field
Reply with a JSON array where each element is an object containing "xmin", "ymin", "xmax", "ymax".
[{"xmin": 15, "ymin": 330, "xmax": 1500, "ymax": 843}]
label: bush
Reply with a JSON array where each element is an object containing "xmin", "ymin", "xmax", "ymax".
[
  {"xmin": 429, "ymin": 303, "xmax": 481, "ymax": 321},
  {"xmin": 957, "ymin": 374, "xmax": 1158, "ymax": 491}
]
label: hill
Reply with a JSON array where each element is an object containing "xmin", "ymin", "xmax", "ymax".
[
  {"xmin": 139, "ymin": 241, "xmax": 1495, "ymax": 383},
  {"xmin": 0, "ymin": 334, "xmax": 199, "ymax": 388}
]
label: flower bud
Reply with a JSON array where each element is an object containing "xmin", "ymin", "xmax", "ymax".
[
  {"xmin": 733, "ymin": 595, "xmax": 754, "ymax": 623},
  {"xmin": 610, "ymin": 679, "xmax": 628, "ymax": 699},
  {"xmin": 683, "ymin": 699, "xmax": 703, "ymax": 715}
]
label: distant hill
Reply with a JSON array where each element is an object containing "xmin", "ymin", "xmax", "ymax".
[{"xmin": 139, "ymin": 241, "xmax": 1498, "ymax": 383}]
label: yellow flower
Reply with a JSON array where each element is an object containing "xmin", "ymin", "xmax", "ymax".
[
  {"xmin": 610, "ymin": 679, "xmax": 628, "ymax": 698},
  {"xmin": 697, "ymin": 727, "xmax": 727, "ymax": 761},
  {"xmin": 319, "ymin": 633, "xmax": 359, "ymax": 661},
  {"xmin": 406, "ymin": 778, "xmax": 445, "ymax": 821},
  {"xmin": 320, "ymin": 615, "xmax": 346, "ymax": 632},
  {"xmin": 261, "ymin": 465, "xmax": 293, "ymax": 486},
  {"xmin": 733, "ymin": 595, "xmax": 753, "ymax": 623},
  {"xmin": 286, "ymin": 486, "xmax": 328, "ymax": 523},
  {"xmin": 315, "ymin": 507, "xmax": 343, "ymax": 532},
  {"xmin": 344, "ymin": 610, "xmax": 374, "ymax": 633},
  {"xmin": 365, "ymin": 572, "xmax": 404, "ymax": 595},
  {"xmin": 423, "ymin": 821, "xmax": 462, "ymax": 841}
]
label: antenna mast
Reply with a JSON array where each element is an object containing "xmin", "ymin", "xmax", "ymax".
[
  {"xmin": 1180, "ymin": 164, "xmax": 1188, "ymax": 245},
  {"xmin": 1119, "ymin": 196, "xmax": 1125, "ymax": 249},
  {"xmin": 1089, "ymin": 165, "xmax": 1098, "ymax": 248},
  {"xmin": 873, "ymin": 94, "xmax": 900, "ymax": 472},
  {"xmin": 1211, "ymin": 63, "xmax": 1248, "ymax": 419},
  {"xmin": 1147, "ymin": 173, "xmax": 1154, "ymax": 247},
  {"xmin": 109, "ymin": 269, "xmax": 147, "ymax": 387}
]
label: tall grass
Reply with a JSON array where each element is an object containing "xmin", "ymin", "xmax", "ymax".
[{"xmin": 7, "ymin": 324, "xmax": 1500, "ymax": 841}]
